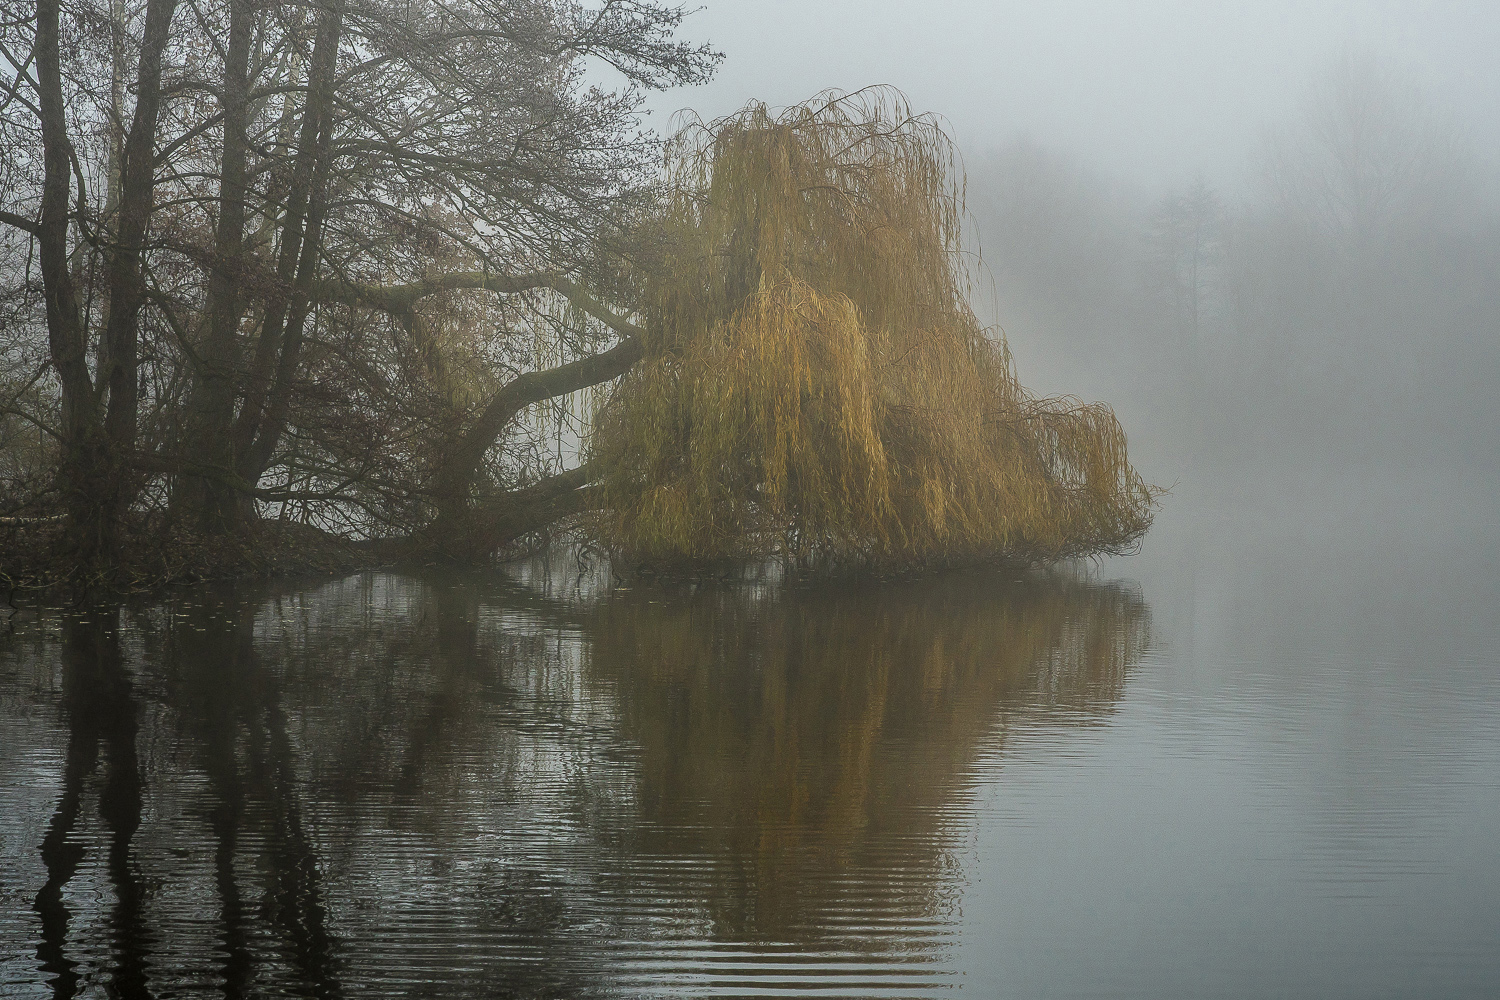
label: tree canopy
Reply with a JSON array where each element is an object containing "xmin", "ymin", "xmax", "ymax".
[
  {"xmin": 0, "ymin": 0, "xmax": 715, "ymax": 585},
  {"xmin": 587, "ymin": 90, "xmax": 1156, "ymax": 571}
]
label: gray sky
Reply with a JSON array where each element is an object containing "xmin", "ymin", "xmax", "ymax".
[{"xmin": 642, "ymin": 0, "xmax": 1500, "ymax": 191}]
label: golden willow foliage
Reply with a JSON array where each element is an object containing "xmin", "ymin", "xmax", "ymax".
[{"xmin": 588, "ymin": 89, "xmax": 1157, "ymax": 570}]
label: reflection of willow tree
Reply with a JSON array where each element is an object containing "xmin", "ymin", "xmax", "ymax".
[{"xmin": 581, "ymin": 574, "xmax": 1149, "ymax": 940}]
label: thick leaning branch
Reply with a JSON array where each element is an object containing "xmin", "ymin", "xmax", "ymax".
[
  {"xmin": 322, "ymin": 268, "xmax": 650, "ymax": 541},
  {"xmin": 438, "ymin": 334, "xmax": 643, "ymax": 505},
  {"xmin": 473, "ymin": 464, "xmax": 602, "ymax": 548},
  {"xmin": 505, "ymin": 462, "xmax": 596, "ymax": 507},
  {"xmin": 0, "ymin": 210, "xmax": 41, "ymax": 235},
  {"xmin": 485, "ymin": 485, "xmax": 603, "ymax": 549}
]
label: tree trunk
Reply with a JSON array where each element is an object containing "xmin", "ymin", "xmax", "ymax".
[
  {"xmin": 178, "ymin": 0, "xmax": 253, "ymax": 533},
  {"xmin": 231, "ymin": 1, "xmax": 343, "ymax": 489},
  {"xmin": 35, "ymin": 0, "xmax": 104, "ymax": 570},
  {"xmin": 32, "ymin": 0, "xmax": 177, "ymax": 576}
]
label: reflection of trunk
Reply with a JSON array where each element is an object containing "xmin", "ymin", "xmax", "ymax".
[
  {"xmin": 34, "ymin": 614, "xmax": 149, "ymax": 999},
  {"xmin": 390, "ymin": 582, "xmax": 483, "ymax": 797},
  {"xmin": 97, "ymin": 642, "xmax": 150, "ymax": 1000},
  {"xmin": 185, "ymin": 611, "xmax": 254, "ymax": 996},
  {"xmin": 256, "ymin": 688, "xmax": 344, "ymax": 999},
  {"xmin": 209, "ymin": 759, "xmax": 253, "ymax": 998},
  {"xmin": 33, "ymin": 651, "xmax": 95, "ymax": 999},
  {"xmin": 168, "ymin": 594, "xmax": 344, "ymax": 997}
]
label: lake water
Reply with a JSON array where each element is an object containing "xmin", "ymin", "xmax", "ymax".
[{"xmin": 2, "ymin": 471, "xmax": 1498, "ymax": 998}]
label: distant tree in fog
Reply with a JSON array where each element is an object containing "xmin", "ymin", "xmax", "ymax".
[
  {"xmin": 1262, "ymin": 51, "xmax": 1466, "ymax": 253},
  {"xmin": 1145, "ymin": 178, "xmax": 1225, "ymax": 342},
  {"xmin": 1227, "ymin": 51, "xmax": 1499, "ymax": 466},
  {"xmin": 966, "ymin": 50, "xmax": 1500, "ymax": 474}
]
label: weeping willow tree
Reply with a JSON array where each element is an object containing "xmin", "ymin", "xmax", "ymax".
[{"xmin": 587, "ymin": 89, "xmax": 1157, "ymax": 571}]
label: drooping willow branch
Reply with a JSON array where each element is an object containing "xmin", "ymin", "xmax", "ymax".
[{"xmin": 586, "ymin": 88, "xmax": 1159, "ymax": 570}]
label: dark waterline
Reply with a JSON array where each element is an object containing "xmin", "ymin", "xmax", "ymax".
[{"xmin": 2, "ymin": 473, "xmax": 1498, "ymax": 998}]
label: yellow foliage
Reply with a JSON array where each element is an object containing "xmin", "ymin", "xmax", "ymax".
[{"xmin": 588, "ymin": 89, "xmax": 1157, "ymax": 570}]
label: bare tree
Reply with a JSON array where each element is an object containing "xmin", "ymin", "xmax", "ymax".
[
  {"xmin": 1145, "ymin": 176, "xmax": 1225, "ymax": 342},
  {"xmin": 1262, "ymin": 50, "xmax": 1466, "ymax": 254},
  {"xmin": 0, "ymin": 0, "xmax": 718, "ymax": 580}
]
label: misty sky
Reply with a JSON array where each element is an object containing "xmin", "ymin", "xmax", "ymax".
[{"xmin": 642, "ymin": 1, "xmax": 1500, "ymax": 191}]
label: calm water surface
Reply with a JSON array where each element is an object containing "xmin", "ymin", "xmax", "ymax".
[{"xmin": 2, "ymin": 474, "xmax": 1498, "ymax": 998}]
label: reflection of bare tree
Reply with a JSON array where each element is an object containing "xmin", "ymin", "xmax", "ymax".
[
  {"xmin": 34, "ymin": 614, "xmax": 150, "ymax": 1000},
  {"xmin": 148, "ymin": 587, "xmax": 345, "ymax": 998},
  {"xmin": 204, "ymin": 574, "xmax": 613, "ymax": 999}
]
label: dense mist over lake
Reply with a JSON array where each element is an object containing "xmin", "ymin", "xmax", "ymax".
[{"xmin": 968, "ymin": 52, "xmax": 1500, "ymax": 482}]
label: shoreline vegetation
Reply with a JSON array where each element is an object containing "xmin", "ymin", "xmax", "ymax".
[
  {"xmin": 0, "ymin": 508, "xmax": 1083, "ymax": 603},
  {"xmin": 2, "ymin": 0, "xmax": 1153, "ymax": 602},
  {"xmin": 1, "ymin": 515, "xmax": 375, "ymax": 598}
]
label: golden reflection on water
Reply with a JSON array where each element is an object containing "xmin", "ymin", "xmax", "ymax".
[{"xmin": 584, "ymin": 575, "xmax": 1149, "ymax": 942}]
